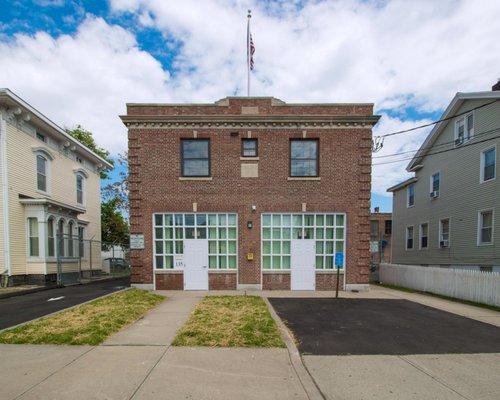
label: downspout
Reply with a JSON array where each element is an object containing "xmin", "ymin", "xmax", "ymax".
[{"xmin": 0, "ymin": 112, "xmax": 11, "ymax": 284}]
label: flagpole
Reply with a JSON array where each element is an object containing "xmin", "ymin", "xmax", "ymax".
[{"xmin": 247, "ymin": 9, "xmax": 251, "ymax": 97}]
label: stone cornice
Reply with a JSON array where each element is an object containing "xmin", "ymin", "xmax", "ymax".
[{"xmin": 120, "ymin": 115, "xmax": 380, "ymax": 129}]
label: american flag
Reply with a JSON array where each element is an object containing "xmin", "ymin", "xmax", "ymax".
[{"xmin": 249, "ymin": 34, "xmax": 255, "ymax": 70}]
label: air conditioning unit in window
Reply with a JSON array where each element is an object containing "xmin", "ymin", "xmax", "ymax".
[
  {"xmin": 440, "ymin": 240, "xmax": 449, "ymax": 248},
  {"xmin": 430, "ymin": 190, "xmax": 439, "ymax": 198},
  {"xmin": 455, "ymin": 137, "xmax": 464, "ymax": 146}
]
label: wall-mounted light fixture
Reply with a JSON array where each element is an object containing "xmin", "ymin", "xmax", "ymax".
[
  {"xmin": 247, "ymin": 221, "xmax": 253, "ymax": 229},
  {"xmin": 251, "ymin": 205, "xmax": 256, "ymax": 212}
]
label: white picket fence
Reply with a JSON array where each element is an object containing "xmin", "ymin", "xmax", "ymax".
[{"xmin": 379, "ymin": 263, "xmax": 500, "ymax": 307}]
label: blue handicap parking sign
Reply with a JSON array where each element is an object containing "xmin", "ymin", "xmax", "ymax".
[{"xmin": 335, "ymin": 252, "xmax": 344, "ymax": 267}]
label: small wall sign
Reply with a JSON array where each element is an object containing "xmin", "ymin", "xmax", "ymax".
[
  {"xmin": 130, "ymin": 234, "xmax": 145, "ymax": 250},
  {"xmin": 174, "ymin": 255, "xmax": 185, "ymax": 269},
  {"xmin": 335, "ymin": 252, "xmax": 344, "ymax": 267}
]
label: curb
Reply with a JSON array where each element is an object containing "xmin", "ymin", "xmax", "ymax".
[
  {"xmin": 0, "ymin": 287, "xmax": 132, "ymax": 335},
  {"xmin": 263, "ymin": 297, "xmax": 325, "ymax": 400}
]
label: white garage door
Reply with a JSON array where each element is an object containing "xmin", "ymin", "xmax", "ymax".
[
  {"xmin": 183, "ymin": 239, "xmax": 209, "ymax": 290},
  {"xmin": 291, "ymin": 239, "xmax": 316, "ymax": 290}
]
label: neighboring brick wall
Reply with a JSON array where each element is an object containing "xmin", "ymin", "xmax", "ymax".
[
  {"xmin": 125, "ymin": 97, "xmax": 376, "ymax": 290},
  {"xmin": 262, "ymin": 273, "xmax": 290, "ymax": 290},
  {"xmin": 209, "ymin": 273, "xmax": 237, "ymax": 290},
  {"xmin": 370, "ymin": 212, "xmax": 392, "ymax": 264},
  {"xmin": 156, "ymin": 273, "xmax": 183, "ymax": 290}
]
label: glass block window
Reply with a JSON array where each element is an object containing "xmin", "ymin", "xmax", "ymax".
[
  {"xmin": 261, "ymin": 213, "xmax": 346, "ymax": 270},
  {"xmin": 153, "ymin": 213, "xmax": 237, "ymax": 270}
]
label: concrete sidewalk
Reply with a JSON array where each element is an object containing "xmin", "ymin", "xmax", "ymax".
[{"xmin": 0, "ymin": 291, "xmax": 311, "ymax": 400}]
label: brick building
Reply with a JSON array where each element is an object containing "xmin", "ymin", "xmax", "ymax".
[
  {"xmin": 370, "ymin": 210, "xmax": 392, "ymax": 265},
  {"xmin": 121, "ymin": 97, "xmax": 379, "ymax": 291}
]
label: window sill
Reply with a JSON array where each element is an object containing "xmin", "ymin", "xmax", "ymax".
[
  {"xmin": 208, "ymin": 269, "xmax": 237, "ymax": 273},
  {"xmin": 155, "ymin": 269, "xmax": 183, "ymax": 273},
  {"xmin": 36, "ymin": 189, "xmax": 51, "ymax": 197},
  {"xmin": 262, "ymin": 270, "xmax": 290, "ymax": 274},
  {"xmin": 287, "ymin": 177, "xmax": 321, "ymax": 181},
  {"xmin": 240, "ymin": 157, "xmax": 259, "ymax": 161},
  {"xmin": 316, "ymin": 269, "xmax": 344, "ymax": 274},
  {"xmin": 480, "ymin": 178, "xmax": 495, "ymax": 184},
  {"xmin": 477, "ymin": 242, "xmax": 494, "ymax": 247},
  {"xmin": 178, "ymin": 177, "xmax": 213, "ymax": 181}
]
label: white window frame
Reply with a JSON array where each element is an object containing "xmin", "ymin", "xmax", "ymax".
[
  {"xmin": 454, "ymin": 111, "xmax": 474, "ymax": 146},
  {"xmin": 407, "ymin": 184, "xmax": 415, "ymax": 208},
  {"xmin": 27, "ymin": 217, "xmax": 40, "ymax": 258},
  {"xmin": 261, "ymin": 213, "xmax": 346, "ymax": 271},
  {"xmin": 429, "ymin": 172, "xmax": 440, "ymax": 198},
  {"xmin": 47, "ymin": 216, "xmax": 56, "ymax": 259},
  {"xmin": 480, "ymin": 145, "xmax": 496, "ymax": 184},
  {"xmin": 419, "ymin": 223, "xmax": 429, "ymax": 250},
  {"xmin": 477, "ymin": 209, "xmax": 494, "ymax": 246},
  {"xmin": 405, "ymin": 226, "xmax": 414, "ymax": 250},
  {"xmin": 439, "ymin": 218, "xmax": 451, "ymax": 248},
  {"xmin": 35, "ymin": 153, "xmax": 50, "ymax": 194},
  {"xmin": 76, "ymin": 173, "xmax": 85, "ymax": 205}
]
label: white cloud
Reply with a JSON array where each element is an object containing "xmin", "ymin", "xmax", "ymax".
[
  {"xmin": 1, "ymin": 0, "xmax": 500, "ymax": 197},
  {"xmin": 0, "ymin": 16, "xmax": 170, "ymax": 154}
]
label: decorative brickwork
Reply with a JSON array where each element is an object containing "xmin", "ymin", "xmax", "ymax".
[{"xmin": 123, "ymin": 97, "xmax": 378, "ymax": 290}]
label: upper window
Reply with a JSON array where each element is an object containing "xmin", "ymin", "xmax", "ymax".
[
  {"xmin": 481, "ymin": 147, "xmax": 496, "ymax": 183},
  {"xmin": 27, "ymin": 217, "xmax": 39, "ymax": 257},
  {"xmin": 439, "ymin": 218, "xmax": 450, "ymax": 248},
  {"xmin": 430, "ymin": 172, "xmax": 440, "ymax": 197},
  {"xmin": 370, "ymin": 220, "xmax": 379, "ymax": 239},
  {"xmin": 406, "ymin": 226, "xmax": 414, "ymax": 250},
  {"xmin": 241, "ymin": 139, "xmax": 258, "ymax": 157},
  {"xmin": 419, "ymin": 223, "xmax": 428, "ymax": 249},
  {"xmin": 36, "ymin": 132, "xmax": 46, "ymax": 142},
  {"xmin": 455, "ymin": 112, "xmax": 473, "ymax": 145},
  {"xmin": 76, "ymin": 174, "xmax": 85, "ymax": 205},
  {"xmin": 290, "ymin": 140, "xmax": 318, "ymax": 177},
  {"xmin": 384, "ymin": 220, "xmax": 392, "ymax": 235},
  {"xmin": 407, "ymin": 184, "xmax": 415, "ymax": 207},
  {"xmin": 181, "ymin": 139, "xmax": 210, "ymax": 177},
  {"xmin": 478, "ymin": 210, "xmax": 494, "ymax": 245},
  {"xmin": 36, "ymin": 154, "xmax": 48, "ymax": 192}
]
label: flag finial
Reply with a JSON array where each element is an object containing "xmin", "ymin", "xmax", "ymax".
[{"xmin": 248, "ymin": 9, "xmax": 251, "ymax": 18}]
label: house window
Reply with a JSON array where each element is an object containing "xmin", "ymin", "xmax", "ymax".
[
  {"xmin": 78, "ymin": 226, "xmax": 85, "ymax": 257},
  {"xmin": 370, "ymin": 220, "xmax": 379, "ymax": 239},
  {"xmin": 406, "ymin": 226, "xmax": 414, "ymax": 250},
  {"xmin": 68, "ymin": 221, "xmax": 74, "ymax": 257},
  {"xmin": 290, "ymin": 140, "xmax": 318, "ymax": 177},
  {"xmin": 36, "ymin": 154, "xmax": 48, "ymax": 192},
  {"xmin": 430, "ymin": 172, "xmax": 440, "ymax": 197},
  {"xmin": 58, "ymin": 219, "xmax": 65, "ymax": 257},
  {"xmin": 261, "ymin": 213, "xmax": 346, "ymax": 270},
  {"xmin": 439, "ymin": 218, "xmax": 450, "ymax": 247},
  {"xmin": 76, "ymin": 174, "xmax": 84, "ymax": 205},
  {"xmin": 36, "ymin": 132, "xmax": 46, "ymax": 142},
  {"xmin": 481, "ymin": 147, "xmax": 496, "ymax": 182},
  {"xmin": 478, "ymin": 210, "xmax": 494, "ymax": 245},
  {"xmin": 455, "ymin": 113, "xmax": 473, "ymax": 145},
  {"xmin": 27, "ymin": 217, "xmax": 39, "ymax": 257},
  {"xmin": 153, "ymin": 213, "xmax": 237, "ymax": 269},
  {"xmin": 181, "ymin": 139, "xmax": 210, "ymax": 177},
  {"xmin": 407, "ymin": 184, "xmax": 415, "ymax": 207},
  {"xmin": 385, "ymin": 220, "xmax": 392, "ymax": 235},
  {"xmin": 47, "ymin": 217, "xmax": 55, "ymax": 257},
  {"xmin": 241, "ymin": 138, "xmax": 258, "ymax": 157},
  {"xmin": 419, "ymin": 223, "xmax": 428, "ymax": 249}
]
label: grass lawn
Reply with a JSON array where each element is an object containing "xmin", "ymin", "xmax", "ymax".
[
  {"xmin": 172, "ymin": 295, "xmax": 285, "ymax": 348},
  {"xmin": 0, "ymin": 289, "xmax": 165, "ymax": 345}
]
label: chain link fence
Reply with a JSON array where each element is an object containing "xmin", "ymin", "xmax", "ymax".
[{"xmin": 56, "ymin": 234, "xmax": 130, "ymax": 285}]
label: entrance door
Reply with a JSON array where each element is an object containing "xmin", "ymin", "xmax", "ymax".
[
  {"xmin": 183, "ymin": 239, "xmax": 209, "ymax": 290},
  {"xmin": 291, "ymin": 239, "xmax": 315, "ymax": 290}
]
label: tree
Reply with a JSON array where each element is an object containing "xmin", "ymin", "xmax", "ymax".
[
  {"xmin": 101, "ymin": 198, "xmax": 129, "ymax": 247},
  {"xmin": 102, "ymin": 152, "xmax": 129, "ymax": 213},
  {"xmin": 66, "ymin": 125, "xmax": 114, "ymax": 179}
]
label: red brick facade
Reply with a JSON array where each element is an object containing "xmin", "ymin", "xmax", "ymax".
[{"xmin": 122, "ymin": 97, "xmax": 378, "ymax": 290}]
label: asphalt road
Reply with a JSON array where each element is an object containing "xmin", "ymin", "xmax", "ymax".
[
  {"xmin": 269, "ymin": 298, "xmax": 500, "ymax": 355},
  {"xmin": 0, "ymin": 277, "xmax": 130, "ymax": 330}
]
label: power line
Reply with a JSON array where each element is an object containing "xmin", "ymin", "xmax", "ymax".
[
  {"xmin": 374, "ymin": 98, "xmax": 500, "ymax": 139},
  {"xmin": 372, "ymin": 129, "xmax": 500, "ymax": 166},
  {"xmin": 372, "ymin": 126, "xmax": 500, "ymax": 160}
]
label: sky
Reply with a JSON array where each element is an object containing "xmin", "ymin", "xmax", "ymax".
[{"xmin": 1, "ymin": 0, "xmax": 500, "ymax": 212}]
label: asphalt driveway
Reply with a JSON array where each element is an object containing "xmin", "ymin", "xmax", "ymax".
[
  {"xmin": 0, "ymin": 277, "xmax": 130, "ymax": 330},
  {"xmin": 268, "ymin": 298, "xmax": 500, "ymax": 355}
]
